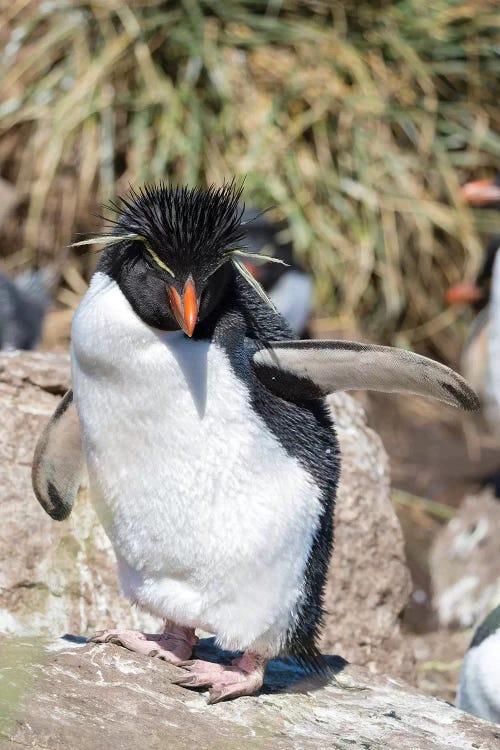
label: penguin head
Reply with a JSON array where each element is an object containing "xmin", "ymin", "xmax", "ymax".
[{"xmin": 96, "ymin": 183, "xmax": 248, "ymax": 334}]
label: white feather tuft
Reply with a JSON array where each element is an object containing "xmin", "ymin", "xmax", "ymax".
[
  {"xmin": 228, "ymin": 249, "xmax": 289, "ymax": 267},
  {"xmin": 69, "ymin": 234, "xmax": 140, "ymax": 248},
  {"xmin": 69, "ymin": 234, "xmax": 175, "ymax": 276}
]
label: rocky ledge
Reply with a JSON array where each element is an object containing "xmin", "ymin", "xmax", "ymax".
[{"xmin": 0, "ymin": 636, "xmax": 498, "ymax": 750}]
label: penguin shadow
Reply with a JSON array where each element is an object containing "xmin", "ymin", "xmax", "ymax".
[
  {"xmin": 62, "ymin": 634, "xmax": 349, "ymax": 696},
  {"xmin": 161, "ymin": 334, "xmax": 209, "ymax": 419},
  {"xmin": 194, "ymin": 637, "xmax": 349, "ymax": 696},
  {"xmin": 62, "ymin": 634, "xmax": 88, "ymax": 645}
]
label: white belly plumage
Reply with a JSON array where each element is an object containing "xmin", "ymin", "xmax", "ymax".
[{"xmin": 71, "ymin": 273, "xmax": 321, "ymax": 655}]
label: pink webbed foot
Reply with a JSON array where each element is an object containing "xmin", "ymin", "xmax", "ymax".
[
  {"xmin": 174, "ymin": 652, "xmax": 267, "ymax": 703},
  {"xmin": 88, "ymin": 620, "xmax": 198, "ymax": 665}
]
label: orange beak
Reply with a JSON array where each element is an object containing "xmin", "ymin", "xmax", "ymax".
[
  {"xmin": 167, "ymin": 276, "xmax": 198, "ymax": 337},
  {"xmin": 445, "ymin": 281, "xmax": 484, "ymax": 306},
  {"xmin": 460, "ymin": 178, "xmax": 500, "ymax": 207}
]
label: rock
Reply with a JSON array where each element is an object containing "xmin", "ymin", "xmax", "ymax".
[
  {"xmin": 322, "ymin": 394, "xmax": 413, "ymax": 678},
  {"xmin": 410, "ymin": 629, "xmax": 472, "ymax": 704},
  {"xmin": 0, "ymin": 351, "xmax": 412, "ymax": 678},
  {"xmin": 0, "ymin": 637, "xmax": 498, "ymax": 750},
  {"xmin": 430, "ymin": 488, "xmax": 500, "ymax": 628}
]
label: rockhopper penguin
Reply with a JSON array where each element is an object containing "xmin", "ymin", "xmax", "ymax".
[{"xmin": 32, "ymin": 183, "xmax": 479, "ymax": 703}]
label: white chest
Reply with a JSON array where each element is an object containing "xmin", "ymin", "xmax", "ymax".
[{"xmin": 71, "ymin": 274, "xmax": 321, "ymax": 649}]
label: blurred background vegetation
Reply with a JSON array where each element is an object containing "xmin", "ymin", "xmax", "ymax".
[{"xmin": 1, "ymin": 0, "xmax": 500, "ymax": 358}]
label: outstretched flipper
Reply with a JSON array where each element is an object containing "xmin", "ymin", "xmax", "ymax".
[
  {"xmin": 32, "ymin": 389, "xmax": 85, "ymax": 520},
  {"xmin": 253, "ymin": 340, "xmax": 480, "ymax": 411}
]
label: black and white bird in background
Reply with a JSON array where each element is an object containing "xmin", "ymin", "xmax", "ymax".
[
  {"xmin": 446, "ymin": 173, "xmax": 500, "ymax": 492},
  {"xmin": 457, "ymin": 603, "xmax": 500, "ymax": 724},
  {"xmin": 32, "ymin": 183, "xmax": 478, "ymax": 703},
  {"xmin": 0, "ymin": 268, "xmax": 52, "ymax": 351}
]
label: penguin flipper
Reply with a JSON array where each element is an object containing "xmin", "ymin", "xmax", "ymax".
[
  {"xmin": 253, "ymin": 340, "xmax": 480, "ymax": 411},
  {"xmin": 32, "ymin": 389, "xmax": 86, "ymax": 520}
]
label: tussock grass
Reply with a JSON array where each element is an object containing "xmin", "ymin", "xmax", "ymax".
[{"xmin": 1, "ymin": 1, "xmax": 499, "ymax": 356}]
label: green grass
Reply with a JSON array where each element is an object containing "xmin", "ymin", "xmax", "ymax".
[{"xmin": 1, "ymin": 1, "xmax": 499, "ymax": 356}]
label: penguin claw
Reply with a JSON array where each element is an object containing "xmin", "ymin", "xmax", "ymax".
[
  {"xmin": 86, "ymin": 627, "xmax": 195, "ymax": 664},
  {"xmin": 172, "ymin": 675, "xmax": 190, "ymax": 686},
  {"xmin": 88, "ymin": 630, "xmax": 104, "ymax": 642},
  {"xmin": 206, "ymin": 681, "xmax": 261, "ymax": 704},
  {"xmin": 105, "ymin": 635, "xmax": 122, "ymax": 644},
  {"xmin": 172, "ymin": 674, "xmax": 208, "ymax": 688},
  {"xmin": 207, "ymin": 690, "xmax": 223, "ymax": 705},
  {"xmin": 178, "ymin": 660, "xmax": 225, "ymax": 674},
  {"xmin": 173, "ymin": 654, "xmax": 266, "ymax": 703},
  {"xmin": 207, "ymin": 686, "xmax": 246, "ymax": 704}
]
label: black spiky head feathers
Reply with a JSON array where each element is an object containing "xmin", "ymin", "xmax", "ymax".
[{"xmin": 111, "ymin": 182, "xmax": 246, "ymax": 283}]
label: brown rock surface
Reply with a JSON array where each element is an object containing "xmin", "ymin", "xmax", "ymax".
[
  {"xmin": 0, "ymin": 637, "xmax": 498, "ymax": 750},
  {"xmin": 322, "ymin": 393, "xmax": 413, "ymax": 677},
  {"xmin": 430, "ymin": 488, "xmax": 500, "ymax": 629},
  {"xmin": 0, "ymin": 351, "xmax": 412, "ymax": 678}
]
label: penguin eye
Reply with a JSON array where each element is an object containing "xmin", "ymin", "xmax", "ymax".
[{"xmin": 140, "ymin": 239, "xmax": 175, "ymax": 278}]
